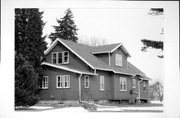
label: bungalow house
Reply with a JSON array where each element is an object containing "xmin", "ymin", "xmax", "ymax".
[{"xmin": 40, "ymin": 38, "xmax": 150, "ymax": 103}]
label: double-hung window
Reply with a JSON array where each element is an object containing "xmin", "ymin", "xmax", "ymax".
[
  {"xmin": 132, "ymin": 79, "xmax": 136, "ymax": 88},
  {"xmin": 56, "ymin": 75, "xmax": 70, "ymax": 88},
  {"xmin": 84, "ymin": 75, "xmax": 89, "ymax": 88},
  {"xmin": 52, "ymin": 53, "xmax": 57, "ymax": 64},
  {"xmin": 115, "ymin": 54, "xmax": 122, "ymax": 66},
  {"xmin": 52, "ymin": 51, "xmax": 69, "ymax": 64},
  {"xmin": 100, "ymin": 76, "xmax": 105, "ymax": 91},
  {"xmin": 42, "ymin": 76, "xmax": 48, "ymax": 89},
  {"xmin": 120, "ymin": 77, "xmax": 127, "ymax": 91}
]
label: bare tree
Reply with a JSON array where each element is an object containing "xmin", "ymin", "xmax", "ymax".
[
  {"xmin": 150, "ymin": 81, "xmax": 163, "ymax": 102},
  {"xmin": 78, "ymin": 36, "xmax": 107, "ymax": 46}
]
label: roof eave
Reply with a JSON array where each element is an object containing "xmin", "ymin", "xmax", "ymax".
[{"xmin": 41, "ymin": 62, "xmax": 98, "ymax": 76}]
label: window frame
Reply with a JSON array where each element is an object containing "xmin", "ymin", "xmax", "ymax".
[
  {"xmin": 84, "ymin": 75, "xmax": 89, "ymax": 88},
  {"xmin": 56, "ymin": 75, "xmax": 70, "ymax": 88},
  {"xmin": 115, "ymin": 54, "xmax": 122, "ymax": 66},
  {"xmin": 100, "ymin": 75, "xmax": 105, "ymax": 91},
  {"xmin": 120, "ymin": 77, "xmax": 127, "ymax": 91},
  {"xmin": 42, "ymin": 76, "xmax": 48, "ymax": 89},
  {"xmin": 132, "ymin": 78, "xmax": 136, "ymax": 88},
  {"xmin": 52, "ymin": 51, "xmax": 69, "ymax": 64},
  {"xmin": 52, "ymin": 52, "xmax": 57, "ymax": 64}
]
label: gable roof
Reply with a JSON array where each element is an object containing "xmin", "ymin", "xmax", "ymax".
[{"xmin": 44, "ymin": 38, "xmax": 146, "ymax": 77}]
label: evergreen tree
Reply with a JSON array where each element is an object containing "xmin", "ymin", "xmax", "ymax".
[
  {"xmin": 49, "ymin": 8, "xmax": 78, "ymax": 42},
  {"xmin": 15, "ymin": 8, "xmax": 47, "ymax": 106},
  {"xmin": 15, "ymin": 53, "xmax": 39, "ymax": 106},
  {"xmin": 141, "ymin": 8, "xmax": 164, "ymax": 58}
]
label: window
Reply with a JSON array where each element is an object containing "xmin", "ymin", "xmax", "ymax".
[
  {"xmin": 120, "ymin": 77, "xmax": 127, "ymax": 91},
  {"xmin": 52, "ymin": 51, "xmax": 69, "ymax": 64},
  {"xmin": 56, "ymin": 75, "xmax": 70, "ymax": 88},
  {"xmin": 42, "ymin": 76, "xmax": 48, "ymax": 89},
  {"xmin": 100, "ymin": 76, "xmax": 105, "ymax": 91},
  {"xmin": 115, "ymin": 54, "xmax": 122, "ymax": 66},
  {"xmin": 132, "ymin": 79, "xmax": 136, "ymax": 88},
  {"xmin": 52, "ymin": 53, "xmax": 57, "ymax": 64},
  {"xmin": 64, "ymin": 51, "xmax": 69, "ymax": 63},
  {"xmin": 58, "ymin": 52, "xmax": 63, "ymax": 63},
  {"xmin": 84, "ymin": 75, "xmax": 89, "ymax": 88},
  {"xmin": 143, "ymin": 81, "xmax": 146, "ymax": 92}
]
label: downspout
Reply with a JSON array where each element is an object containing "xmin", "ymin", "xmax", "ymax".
[
  {"xmin": 79, "ymin": 73, "xmax": 83, "ymax": 102},
  {"xmin": 138, "ymin": 78, "xmax": 143, "ymax": 103}
]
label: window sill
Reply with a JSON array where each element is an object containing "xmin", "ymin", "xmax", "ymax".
[
  {"xmin": 42, "ymin": 88, "xmax": 48, "ymax": 90},
  {"xmin": 100, "ymin": 89, "xmax": 105, "ymax": 91},
  {"xmin": 120, "ymin": 90, "xmax": 127, "ymax": 92}
]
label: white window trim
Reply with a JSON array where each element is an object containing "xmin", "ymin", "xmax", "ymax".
[
  {"xmin": 56, "ymin": 75, "xmax": 70, "ymax": 88},
  {"xmin": 64, "ymin": 75, "xmax": 70, "ymax": 88},
  {"xmin": 132, "ymin": 79, "xmax": 136, "ymax": 88},
  {"xmin": 42, "ymin": 76, "xmax": 48, "ymax": 89},
  {"xmin": 63, "ymin": 51, "xmax": 69, "ymax": 64},
  {"xmin": 52, "ymin": 52, "xmax": 57, "ymax": 64},
  {"xmin": 84, "ymin": 75, "xmax": 89, "ymax": 88},
  {"xmin": 100, "ymin": 76, "xmax": 105, "ymax": 91},
  {"xmin": 52, "ymin": 51, "xmax": 69, "ymax": 64},
  {"xmin": 115, "ymin": 54, "xmax": 122, "ymax": 66},
  {"xmin": 120, "ymin": 77, "xmax": 127, "ymax": 91}
]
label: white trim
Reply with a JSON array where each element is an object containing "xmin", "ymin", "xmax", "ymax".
[
  {"xmin": 91, "ymin": 51, "xmax": 110, "ymax": 54},
  {"xmin": 56, "ymin": 75, "xmax": 70, "ymax": 88},
  {"xmin": 120, "ymin": 77, "xmax": 127, "ymax": 91},
  {"xmin": 51, "ymin": 51, "xmax": 69, "ymax": 64},
  {"xmin": 100, "ymin": 75, "xmax": 105, "ymax": 91},
  {"xmin": 41, "ymin": 62, "xmax": 98, "ymax": 76},
  {"xmin": 44, "ymin": 39, "xmax": 94, "ymax": 69},
  {"xmin": 115, "ymin": 54, "xmax": 122, "ymax": 66},
  {"xmin": 42, "ymin": 76, "xmax": 48, "ymax": 89},
  {"xmin": 111, "ymin": 43, "xmax": 131, "ymax": 57},
  {"xmin": 84, "ymin": 75, "xmax": 89, "ymax": 88}
]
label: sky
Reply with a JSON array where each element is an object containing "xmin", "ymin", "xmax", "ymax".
[{"xmin": 40, "ymin": 8, "xmax": 164, "ymax": 84}]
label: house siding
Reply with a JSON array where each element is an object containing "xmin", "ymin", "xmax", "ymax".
[
  {"xmin": 81, "ymin": 70, "xmax": 113, "ymax": 100},
  {"xmin": 113, "ymin": 74, "xmax": 138, "ymax": 100},
  {"xmin": 93, "ymin": 53, "xmax": 109, "ymax": 65},
  {"xmin": 40, "ymin": 66, "xmax": 80, "ymax": 100},
  {"xmin": 45, "ymin": 42, "xmax": 91, "ymax": 72}
]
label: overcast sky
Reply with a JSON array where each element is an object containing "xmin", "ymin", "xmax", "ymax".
[{"xmin": 40, "ymin": 7, "xmax": 164, "ymax": 84}]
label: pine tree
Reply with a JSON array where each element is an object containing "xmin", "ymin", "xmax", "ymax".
[
  {"xmin": 15, "ymin": 53, "xmax": 39, "ymax": 106},
  {"xmin": 49, "ymin": 8, "xmax": 78, "ymax": 42},
  {"xmin": 15, "ymin": 8, "xmax": 47, "ymax": 106},
  {"xmin": 141, "ymin": 8, "xmax": 164, "ymax": 58}
]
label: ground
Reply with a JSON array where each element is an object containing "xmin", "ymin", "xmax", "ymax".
[{"xmin": 15, "ymin": 100, "xmax": 163, "ymax": 112}]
